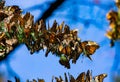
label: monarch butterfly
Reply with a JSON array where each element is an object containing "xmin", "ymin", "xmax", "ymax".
[
  {"xmin": 37, "ymin": 19, "xmax": 46, "ymax": 32},
  {"xmin": 64, "ymin": 73, "xmax": 68, "ymax": 82},
  {"xmin": 106, "ymin": 10, "xmax": 117, "ymax": 21},
  {"xmin": 49, "ymin": 32, "xmax": 56, "ymax": 43},
  {"xmin": 0, "ymin": 12, "xmax": 8, "ymax": 21},
  {"xmin": 105, "ymin": 30, "xmax": 113, "ymax": 39},
  {"xmin": 10, "ymin": 13, "xmax": 21, "ymax": 23},
  {"xmin": 72, "ymin": 47, "xmax": 82, "ymax": 64},
  {"xmin": 8, "ymin": 6, "xmax": 22, "ymax": 14},
  {"xmin": 57, "ymin": 21, "xmax": 64, "ymax": 33},
  {"xmin": 109, "ymin": 22, "xmax": 116, "ymax": 29},
  {"xmin": 64, "ymin": 25, "xmax": 70, "ymax": 34},
  {"xmin": 5, "ymin": 39, "xmax": 17, "ymax": 46},
  {"xmin": 86, "ymin": 70, "xmax": 92, "ymax": 82},
  {"xmin": 69, "ymin": 73, "xmax": 75, "ymax": 82},
  {"xmin": 61, "ymin": 46, "xmax": 71, "ymax": 56},
  {"xmin": 24, "ymin": 28, "xmax": 30, "ymax": 38},
  {"xmin": 23, "ymin": 12, "xmax": 31, "ymax": 22},
  {"xmin": 14, "ymin": 76, "xmax": 20, "ymax": 82},
  {"xmin": 85, "ymin": 44, "xmax": 99, "ymax": 55},
  {"xmin": 0, "ymin": 0, "xmax": 5, "ymax": 9},
  {"xmin": 81, "ymin": 41, "xmax": 99, "ymax": 60},
  {"xmin": 56, "ymin": 33, "xmax": 64, "ymax": 42},
  {"xmin": 76, "ymin": 72, "xmax": 85, "ymax": 82},
  {"xmin": 58, "ymin": 44, "xmax": 64, "ymax": 52},
  {"xmin": 23, "ymin": 12, "xmax": 34, "ymax": 28},
  {"xmin": 116, "ymin": 0, "xmax": 120, "ymax": 8},
  {"xmin": 94, "ymin": 73, "xmax": 107, "ymax": 82},
  {"xmin": 50, "ymin": 20, "xmax": 57, "ymax": 33},
  {"xmin": 45, "ymin": 47, "xmax": 51, "ymax": 57},
  {"xmin": 37, "ymin": 79, "xmax": 45, "ymax": 82},
  {"xmin": 81, "ymin": 41, "xmax": 88, "ymax": 48},
  {"xmin": 70, "ymin": 29, "xmax": 78, "ymax": 40},
  {"xmin": 55, "ymin": 77, "xmax": 63, "ymax": 82}
]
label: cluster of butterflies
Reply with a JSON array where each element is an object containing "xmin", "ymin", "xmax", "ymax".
[
  {"xmin": 0, "ymin": 1, "xmax": 99, "ymax": 68},
  {"xmin": 7, "ymin": 77, "xmax": 45, "ymax": 82},
  {"xmin": 0, "ymin": 1, "xmax": 21, "ymax": 60},
  {"xmin": 53, "ymin": 70, "xmax": 107, "ymax": 82},
  {"xmin": 106, "ymin": 0, "xmax": 120, "ymax": 47},
  {"xmin": 7, "ymin": 70, "xmax": 107, "ymax": 82}
]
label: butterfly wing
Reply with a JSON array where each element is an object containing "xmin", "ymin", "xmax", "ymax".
[
  {"xmin": 94, "ymin": 74, "xmax": 107, "ymax": 82},
  {"xmin": 86, "ymin": 70, "xmax": 92, "ymax": 82},
  {"xmin": 64, "ymin": 73, "xmax": 68, "ymax": 82},
  {"xmin": 64, "ymin": 25, "xmax": 70, "ymax": 34},
  {"xmin": 76, "ymin": 72, "xmax": 85, "ymax": 82},
  {"xmin": 68, "ymin": 73, "xmax": 75, "ymax": 82},
  {"xmin": 82, "ymin": 41, "xmax": 99, "ymax": 60},
  {"xmin": 85, "ymin": 45, "xmax": 99, "ymax": 55},
  {"xmin": 0, "ymin": 12, "xmax": 8, "ymax": 21},
  {"xmin": 50, "ymin": 20, "xmax": 57, "ymax": 33},
  {"xmin": 0, "ymin": 1, "xmax": 5, "ymax": 9}
]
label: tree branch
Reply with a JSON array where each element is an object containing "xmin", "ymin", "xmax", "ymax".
[{"xmin": 36, "ymin": 0, "xmax": 64, "ymax": 22}]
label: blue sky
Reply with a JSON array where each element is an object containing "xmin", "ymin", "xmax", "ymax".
[{"xmin": 0, "ymin": 0, "xmax": 118, "ymax": 82}]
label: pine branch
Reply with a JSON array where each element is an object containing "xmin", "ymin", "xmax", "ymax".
[{"xmin": 0, "ymin": 1, "xmax": 100, "ymax": 68}]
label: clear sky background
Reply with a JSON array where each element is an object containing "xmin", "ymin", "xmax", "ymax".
[{"xmin": 0, "ymin": 0, "xmax": 118, "ymax": 82}]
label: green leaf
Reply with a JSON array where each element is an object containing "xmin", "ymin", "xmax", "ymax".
[
  {"xmin": 18, "ymin": 25, "xmax": 23, "ymax": 34},
  {"xmin": 60, "ymin": 54, "xmax": 67, "ymax": 61},
  {"xmin": 38, "ymin": 32, "xmax": 43, "ymax": 36},
  {"xmin": 17, "ymin": 34, "xmax": 24, "ymax": 43},
  {"xmin": 0, "ymin": 21, "xmax": 4, "ymax": 27},
  {"xmin": 0, "ymin": 45, "xmax": 4, "ymax": 49},
  {"xmin": 5, "ymin": 32, "xmax": 10, "ymax": 38},
  {"xmin": 31, "ymin": 32, "xmax": 37, "ymax": 41},
  {"xmin": 0, "ymin": 21, "xmax": 6, "ymax": 33},
  {"xmin": 16, "ymin": 25, "xmax": 24, "ymax": 43}
]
